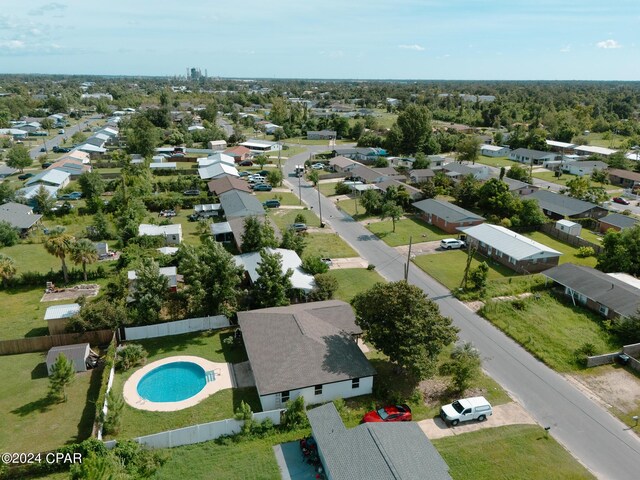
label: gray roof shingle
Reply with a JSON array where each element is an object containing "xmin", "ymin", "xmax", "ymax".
[
  {"xmin": 0, "ymin": 202, "xmax": 42, "ymax": 229},
  {"xmin": 529, "ymin": 190, "xmax": 601, "ymax": 217},
  {"xmin": 599, "ymin": 213, "xmax": 639, "ymax": 230},
  {"xmin": 219, "ymin": 190, "xmax": 265, "ymax": 218},
  {"xmin": 412, "ymin": 199, "xmax": 484, "ymax": 224}
]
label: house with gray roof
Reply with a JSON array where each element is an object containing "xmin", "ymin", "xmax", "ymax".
[
  {"xmin": 329, "ymin": 155, "xmax": 361, "ymax": 173},
  {"xmin": 237, "ymin": 300, "xmax": 376, "ymax": 410},
  {"xmin": 219, "ymin": 190, "xmax": 265, "ymax": 218},
  {"xmin": 234, "ymin": 248, "xmax": 315, "ymax": 292},
  {"xmin": 307, "ymin": 402, "xmax": 452, "ymax": 480},
  {"xmin": 376, "ymin": 179, "xmax": 422, "ymax": 200},
  {"xmin": 528, "ymin": 190, "xmax": 608, "ymax": 219},
  {"xmin": 307, "ymin": 130, "xmax": 337, "ymax": 140},
  {"xmin": 0, "ymin": 202, "xmax": 42, "ymax": 234},
  {"xmin": 598, "ymin": 213, "xmax": 639, "ymax": 233},
  {"xmin": 413, "ymin": 199, "xmax": 484, "ymax": 233},
  {"xmin": 409, "ymin": 168, "xmax": 435, "ymax": 184},
  {"xmin": 564, "ymin": 160, "xmax": 608, "ymax": 177},
  {"xmin": 460, "ymin": 223, "xmax": 562, "ymax": 273},
  {"xmin": 0, "ymin": 165, "xmax": 17, "ymax": 178},
  {"xmin": 509, "ymin": 148, "xmax": 557, "ymax": 165},
  {"xmin": 543, "ymin": 263, "xmax": 640, "ymax": 319},
  {"xmin": 442, "ymin": 162, "xmax": 490, "ymax": 180}
]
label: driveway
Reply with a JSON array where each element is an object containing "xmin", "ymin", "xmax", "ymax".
[
  {"xmin": 395, "ymin": 240, "xmax": 442, "ymax": 257},
  {"xmin": 418, "ymin": 402, "xmax": 537, "ymax": 440}
]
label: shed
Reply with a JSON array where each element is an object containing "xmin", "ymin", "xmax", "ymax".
[
  {"xmin": 46, "ymin": 343, "xmax": 93, "ymax": 375},
  {"xmin": 44, "ymin": 303, "xmax": 81, "ymax": 335},
  {"xmin": 555, "ymin": 219, "xmax": 582, "ymax": 237}
]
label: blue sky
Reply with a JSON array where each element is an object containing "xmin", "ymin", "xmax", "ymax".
[{"xmin": 0, "ymin": 0, "xmax": 638, "ymax": 80}]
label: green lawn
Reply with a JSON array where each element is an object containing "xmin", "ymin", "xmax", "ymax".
[
  {"xmin": 579, "ymin": 229, "xmax": 603, "ymax": 245},
  {"xmin": 328, "ymin": 268, "xmax": 385, "ymax": 302},
  {"xmin": 475, "ymin": 155, "xmax": 517, "ymax": 168},
  {"xmin": 106, "ymin": 330, "xmax": 258, "ymax": 440},
  {"xmin": 267, "ymin": 208, "xmax": 319, "ymax": 230},
  {"xmin": 522, "ymin": 231, "xmax": 598, "ymax": 267},
  {"xmin": 413, "ymin": 250, "xmax": 517, "ymax": 291},
  {"xmin": 334, "ymin": 196, "xmax": 374, "ymax": 221},
  {"xmin": 532, "ymin": 170, "xmax": 574, "ymax": 186},
  {"xmin": 367, "ymin": 217, "xmax": 451, "ymax": 246},
  {"xmin": 319, "ymin": 181, "xmax": 339, "ymax": 197},
  {"xmin": 576, "ymin": 132, "xmax": 628, "ymax": 149},
  {"xmin": 0, "ymin": 242, "xmax": 63, "ymax": 274},
  {"xmin": 457, "ymin": 274, "xmax": 547, "ymax": 302},
  {"xmin": 304, "ymin": 233, "xmax": 358, "ymax": 258},
  {"xmin": 254, "ymin": 191, "xmax": 300, "ymax": 206},
  {"xmin": 434, "ymin": 425, "xmax": 595, "ymax": 480},
  {"xmin": 480, "ymin": 292, "xmax": 619, "ymax": 372},
  {"xmin": 0, "ymin": 352, "xmax": 102, "ymax": 452}
]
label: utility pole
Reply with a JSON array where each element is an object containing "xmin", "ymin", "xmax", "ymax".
[
  {"xmin": 317, "ymin": 182, "xmax": 323, "ymax": 227},
  {"xmin": 404, "ymin": 236, "xmax": 412, "ymax": 281},
  {"xmin": 298, "ymin": 168, "xmax": 302, "ymax": 206}
]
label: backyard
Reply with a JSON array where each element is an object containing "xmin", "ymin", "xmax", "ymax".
[
  {"xmin": 522, "ymin": 231, "xmax": 598, "ymax": 268},
  {"xmin": 367, "ymin": 216, "xmax": 451, "ymax": 247},
  {"xmin": 475, "ymin": 155, "xmax": 517, "ymax": 168}
]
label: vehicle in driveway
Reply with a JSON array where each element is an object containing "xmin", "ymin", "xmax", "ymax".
[
  {"xmin": 253, "ymin": 183, "xmax": 272, "ymax": 191},
  {"xmin": 52, "ymin": 146, "xmax": 71, "ymax": 153},
  {"xmin": 612, "ymin": 197, "xmax": 630, "ymax": 205},
  {"xmin": 238, "ymin": 171, "xmax": 250, "ymax": 177},
  {"xmin": 263, "ymin": 200, "xmax": 281, "ymax": 208},
  {"xmin": 239, "ymin": 160, "xmax": 253, "ymax": 167},
  {"xmin": 18, "ymin": 173, "xmax": 34, "ymax": 180},
  {"xmin": 362, "ymin": 404, "xmax": 412, "ymax": 423},
  {"xmin": 289, "ymin": 223, "xmax": 308, "ymax": 232},
  {"xmin": 42, "ymin": 162, "xmax": 52, "ymax": 169},
  {"xmin": 440, "ymin": 238, "xmax": 466, "ymax": 250},
  {"xmin": 183, "ymin": 189, "xmax": 200, "ymax": 196},
  {"xmin": 311, "ymin": 162, "xmax": 325, "ymax": 170},
  {"xmin": 440, "ymin": 396, "xmax": 492, "ymax": 426}
]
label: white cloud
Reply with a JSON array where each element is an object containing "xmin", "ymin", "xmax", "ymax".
[
  {"xmin": 398, "ymin": 44, "xmax": 425, "ymax": 51},
  {"xmin": 560, "ymin": 44, "xmax": 571, "ymax": 53},
  {"xmin": 0, "ymin": 40, "xmax": 25, "ymax": 49},
  {"xmin": 596, "ymin": 39, "xmax": 621, "ymax": 49}
]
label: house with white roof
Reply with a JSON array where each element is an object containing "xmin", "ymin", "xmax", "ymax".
[
  {"xmin": 480, "ymin": 144, "xmax": 510, "ymax": 157},
  {"xmin": 197, "ymin": 153, "xmax": 235, "ymax": 168},
  {"xmin": 25, "ymin": 169, "xmax": 70, "ymax": 189},
  {"xmin": 198, "ymin": 162, "xmax": 239, "ymax": 180},
  {"xmin": 509, "ymin": 148, "xmax": 557, "ymax": 165},
  {"xmin": 460, "ymin": 223, "xmax": 562, "ymax": 273},
  {"xmin": 16, "ymin": 184, "xmax": 60, "ymax": 203},
  {"xmin": 574, "ymin": 145, "xmax": 617, "ymax": 157},
  {"xmin": 234, "ymin": 248, "xmax": 315, "ymax": 293},
  {"xmin": 138, "ymin": 223, "xmax": 182, "ymax": 245},
  {"xmin": 239, "ymin": 139, "xmax": 281, "ymax": 154}
]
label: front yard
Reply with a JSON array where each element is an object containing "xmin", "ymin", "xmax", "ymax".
[
  {"xmin": 475, "ymin": 155, "xmax": 517, "ymax": 168},
  {"xmin": 367, "ymin": 216, "xmax": 451, "ymax": 246},
  {"xmin": 328, "ymin": 268, "xmax": 385, "ymax": 302}
]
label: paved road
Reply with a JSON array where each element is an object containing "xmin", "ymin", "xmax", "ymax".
[
  {"xmin": 282, "ymin": 148, "xmax": 640, "ymax": 479},
  {"xmin": 27, "ymin": 115, "xmax": 102, "ymax": 159},
  {"xmin": 216, "ymin": 118, "xmax": 234, "ymax": 137}
]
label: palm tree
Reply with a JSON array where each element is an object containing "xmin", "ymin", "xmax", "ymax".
[
  {"xmin": 0, "ymin": 254, "xmax": 17, "ymax": 288},
  {"xmin": 44, "ymin": 233, "xmax": 74, "ymax": 284},
  {"xmin": 70, "ymin": 238, "xmax": 98, "ymax": 281}
]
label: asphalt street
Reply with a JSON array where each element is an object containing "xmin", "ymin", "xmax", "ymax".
[
  {"xmin": 282, "ymin": 146, "xmax": 640, "ymax": 479},
  {"xmin": 27, "ymin": 115, "xmax": 102, "ymax": 160}
]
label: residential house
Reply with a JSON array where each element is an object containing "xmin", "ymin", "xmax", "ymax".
[
  {"xmin": 351, "ymin": 165, "xmax": 403, "ymax": 184},
  {"xmin": 262, "ymin": 123, "xmax": 281, "ymax": 134},
  {"xmin": 237, "ymin": 300, "xmax": 376, "ymax": 410},
  {"xmin": 564, "ymin": 160, "xmax": 608, "ymax": 177},
  {"xmin": 16, "ymin": 185, "xmax": 59, "ymax": 204},
  {"xmin": 13, "ymin": 121, "xmax": 41, "ymax": 133},
  {"xmin": 197, "ymin": 153, "xmax": 236, "ymax": 168},
  {"xmin": 413, "ymin": 199, "xmax": 485, "ymax": 233},
  {"xmin": 224, "ymin": 146, "xmax": 251, "ymax": 163},
  {"xmin": 376, "ymin": 179, "xmax": 422, "ymax": 200},
  {"xmin": 307, "ymin": 130, "xmax": 337, "ymax": 140},
  {"xmin": 74, "ymin": 143, "xmax": 107, "ymax": 155},
  {"xmin": 0, "ymin": 165, "xmax": 17, "ymax": 178},
  {"xmin": 209, "ymin": 139, "xmax": 228, "ymax": 151},
  {"xmin": 46, "ymin": 344, "xmax": 95, "ymax": 375},
  {"xmin": 480, "ymin": 144, "xmax": 510, "ymax": 157},
  {"xmin": 329, "ymin": 156, "xmax": 361, "ymax": 173},
  {"xmin": 460, "ymin": 223, "xmax": 562, "ymax": 273},
  {"xmin": 44, "ymin": 303, "xmax": 81, "ymax": 335},
  {"xmin": 198, "ymin": 162, "xmax": 239, "ymax": 180},
  {"xmin": 608, "ymin": 169, "xmax": 640, "ymax": 189},
  {"xmin": 545, "ymin": 140, "xmax": 577, "ymax": 153},
  {"xmin": 442, "ymin": 162, "xmax": 490, "ymax": 181},
  {"xmin": 25, "ymin": 169, "xmax": 71, "ymax": 189},
  {"xmin": 500, "ymin": 177, "xmax": 539, "ymax": 196},
  {"xmin": 509, "ymin": 148, "xmax": 557, "ymax": 165},
  {"xmin": 60, "ymin": 150, "xmax": 91, "ymax": 164},
  {"xmin": 306, "ymin": 403, "xmax": 452, "ymax": 480},
  {"xmin": 128, "ymin": 266, "xmax": 178, "ymax": 292},
  {"xmin": 574, "ymin": 145, "xmax": 617, "ymax": 157},
  {"xmin": 0, "ymin": 202, "xmax": 42, "ymax": 235},
  {"xmin": 239, "ymin": 139, "xmax": 281, "ymax": 154},
  {"xmin": 409, "ymin": 169, "xmax": 435, "ymax": 184},
  {"xmin": 138, "ymin": 224, "xmax": 182, "ymax": 245},
  {"xmin": 207, "ymin": 176, "xmax": 252, "ymax": 196},
  {"xmin": 234, "ymin": 248, "xmax": 315, "ymax": 293},
  {"xmin": 0, "ymin": 128, "xmax": 28, "ymax": 139},
  {"xmin": 598, "ymin": 213, "xmax": 640, "ymax": 233},
  {"xmin": 85, "ymin": 133, "xmax": 109, "ymax": 148},
  {"xmin": 543, "ymin": 263, "xmax": 640, "ymax": 319},
  {"xmin": 219, "ymin": 190, "xmax": 265, "ymax": 219},
  {"xmin": 46, "ymin": 158, "xmax": 91, "ymax": 178},
  {"xmin": 331, "ymin": 147, "xmax": 387, "ymax": 164},
  {"xmin": 528, "ymin": 190, "xmax": 608, "ymax": 219}
]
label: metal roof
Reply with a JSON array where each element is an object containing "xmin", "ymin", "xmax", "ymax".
[
  {"xmin": 138, "ymin": 223, "xmax": 182, "ymax": 236},
  {"xmin": 543, "ymin": 263, "xmax": 640, "ymax": 317},
  {"xmin": 413, "ymin": 199, "xmax": 484, "ymax": 223},
  {"xmin": 44, "ymin": 303, "xmax": 81, "ymax": 321},
  {"xmin": 546, "ymin": 140, "xmax": 576, "ymax": 149},
  {"xmin": 510, "ymin": 148, "xmax": 557, "ymax": 159},
  {"xmin": 198, "ymin": 162, "xmax": 239, "ymax": 180},
  {"xmin": 25, "ymin": 168, "xmax": 70, "ymax": 187},
  {"xmin": 307, "ymin": 403, "xmax": 452, "ymax": 480},
  {"xmin": 210, "ymin": 221, "xmax": 232, "ymax": 235},
  {"xmin": 237, "ymin": 301, "xmax": 374, "ymax": 395},
  {"xmin": 460, "ymin": 224, "xmax": 561, "ymax": 261},
  {"xmin": 574, "ymin": 145, "xmax": 617, "ymax": 156},
  {"xmin": 0, "ymin": 202, "xmax": 41, "ymax": 229},
  {"xmin": 234, "ymin": 248, "xmax": 315, "ymax": 292}
]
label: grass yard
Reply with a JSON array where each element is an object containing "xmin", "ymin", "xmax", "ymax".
[
  {"xmin": 254, "ymin": 191, "xmax": 300, "ymax": 206},
  {"xmin": 328, "ymin": 268, "xmax": 385, "ymax": 302},
  {"xmin": 576, "ymin": 132, "xmax": 628, "ymax": 149},
  {"xmin": 532, "ymin": 169, "xmax": 574, "ymax": 186},
  {"xmin": 457, "ymin": 274, "xmax": 547, "ymax": 302},
  {"xmin": 304, "ymin": 232, "xmax": 358, "ymax": 258},
  {"xmin": 413, "ymin": 249, "xmax": 517, "ymax": 291},
  {"xmin": 334, "ymin": 196, "xmax": 374, "ymax": 221},
  {"xmin": 579, "ymin": 229, "xmax": 603, "ymax": 245},
  {"xmin": 319, "ymin": 181, "xmax": 340, "ymax": 197},
  {"xmin": 480, "ymin": 292, "xmax": 619, "ymax": 372},
  {"xmin": 522, "ymin": 231, "xmax": 598, "ymax": 267},
  {"xmin": 106, "ymin": 330, "xmax": 259, "ymax": 440},
  {"xmin": 475, "ymin": 155, "xmax": 517, "ymax": 168},
  {"xmin": 0, "ymin": 242, "xmax": 63, "ymax": 274},
  {"xmin": 267, "ymin": 207, "xmax": 319, "ymax": 230},
  {"xmin": 367, "ymin": 216, "xmax": 451, "ymax": 246},
  {"xmin": 171, "ymin": 211, "xmax": 201, "ymax": 245},
  {"xmin": 434, "ymin": 425, "xmax": 595, "ymax": 480},
  {"xmin": 0, "ymin": 352, "xmax": 102, "ymax": 453}
]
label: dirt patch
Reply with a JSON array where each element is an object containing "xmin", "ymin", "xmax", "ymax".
[
  {"xmin": 567, "ymin": 367, "xmax": 640, "ymax": 414},
  {"xmin": 395, "ymin": 240, "xmax": 442, "ymax": 256},
  {"xmin": 41, "ymin": 284, "xmax": 100, "ymax": 302},
  {"xmin": 464, "ymin": 301, "xmax": 485, "ymax": 312}
]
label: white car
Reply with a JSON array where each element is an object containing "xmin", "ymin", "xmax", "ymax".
[
  {"xmin": 440, "ymin": 238, "xmax": 466, "ymax": 250},
  {"xmin": 311, "ymin": 163, "xmax": 325, "ymax": 170}
]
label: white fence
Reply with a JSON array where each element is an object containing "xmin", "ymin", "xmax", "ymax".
[
  {"xmin": 104, "ymin": 409, "xmax": 284, "ymax": 450},
  {"xmin": 123, "ymin": 316, "xmax": 230, "ymax": 341}
]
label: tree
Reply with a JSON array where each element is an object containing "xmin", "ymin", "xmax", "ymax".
[
  {"xmin": 125, "ymin": 115, "xmax": 160, "ymax": 157},
  {"xmin": 380, "ymin": 200, "xmax": 403, "ymax": 232},
  {"xmin": 71, "ymin": 131, "xmax": 88, "ymax": 145},
  {"xmin": 67, "ymin": 297, "xmax": 128, "ymax": 332},
  {"xmin": 269, "ymin": 97, "xmax": 289, "ymax": 126},
  {"xmin": 44, "ymin": 233, "xmax": 75, "ymax": 283},
  {"xmin": 103, "ymin": 390, "xmax": 125, "ymax": 435},
  {"xmin": 267, "ymin": 169, "xmax": 283, "ymax": 187},
  {"xmin": 281, "ymin": 396, "xmax": 309, "ymax": 430},
  {"xmin": 419, "ymin": 179, "xmax": 437, "ymax": 199},
  {"xmin": 253, "ymin": 249, "xmax": 293, "ymax": 308},
  {"xmin": 301, "ymin": 255, "xmax": 329, "ymax": 275},
  {"xmin": 477, "ymin": 179, "xmax": 518, "ymax": 217},
  {"xmin": 513, "ymin": 199, "xmax": 547, "ymax": 227},
  {"xmin": 280, "ymin": 227, "xmax": 306, "ymax": 256},
  {"xmin": 597, "ymin": 225, "xmax": 640, "ymax": 276},
  {"xmin": 394, "ymin": 104, "xmax": 432, "ymax": 155},
  {"xmin": 456, "ymin": 136, "xmax": 481, "ymax": 164},
  {"xmin": 412, "ymin": 152, "xmax": 431, "ymax": 169},
  {"xmin": 590, "ymin": 168, "xmax": 609, "ymax": 185},
  {"xmin": 234, "ymin": 400, "xmax": 256, "ymax": 436},
  {"xmin": 89, "ymin": 211, "xmax": 113, "ymax": 240},
  {"xmin": 32, "ymin": 185, "xmax": 56, "ymax": 215},
  {"xmin": 448, "ymin": 342, "xmax": 481, "ymax": 393},
  {"xmin": 40, "ymin": 118, "xmax": 54, "ymax": 133},
  {"xmin": 506, "ymin": 164, "xmax": 532, "ymax": 183},
  {"xmin": 255, "ymin": 155, "xmax": 269, "ymax": 169},
  {"xmin": 309, "ymin": 273, "xmax": 339, "ymax": 301},
  {"xmin": 352, "ymin": 281, "xmax": 458, "ymax": 379},
  {"xmin": 131, "ymin": 258, "xmax": 168, "ymax": 324},
  {"xmin": 453, "ymin": 174, "xmax": 481, "ymax": 209},
  {"xmin": 0, "ymin": 181, "xmax": 15, "ymax": 204},
  {"xmin": 0, "ymin": 253, "xmax": 17, "ymax": 288},
  {"xmin": 469, "ymin": 262, "xmax": 489, "ymax": 290},
  {"xmin": 565, "ymin": 176, "xmax": 608, "ymax": 204},
  {"xmin": 49, "ymin": 354, "xmax": 75, "ymax": 402},
  {"xmin": 241, "ymin": 216, "xmax": 278, "ymax": 252},
  {"xmin": 70, "ymin": 238, "xmax": 99, "ymax": 281},
  {"xmin": 0, "ymin": 221, "xmax": 18, "ymax": 247},
  {"xmin": 360, "ymin": 189, "xmax": 383, "ymax": 215},
  {"xmin": 78, "ymin": 171, "xmax": 105, "ymax": 211},
  {"xmin": 6, "ymin": 145, "xmax": 32, "ymax": 172}
]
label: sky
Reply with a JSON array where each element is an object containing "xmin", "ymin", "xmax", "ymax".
[{"xmin": 0, "ymin": 0, "xmax": 639, "ymax": 80}]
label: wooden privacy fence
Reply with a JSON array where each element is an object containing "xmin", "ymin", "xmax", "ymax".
[
  {"xmin": 539, "ymin": 223, "xmax": 603, "ymax": 254},
  {"xmin": 0, "ymin": 329, "xmax": 113, "ymax": 355}
]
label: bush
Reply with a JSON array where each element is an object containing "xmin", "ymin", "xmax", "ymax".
[
  {"xmin": 576, "ymin": 246, "xmax": 595, "ymax": 258},
  {"xmin": 301, "ymin": 255, "xmax": 329, "ymax": 275},
  {"xmin": 310, "ymin": 273, "xmax": 339, "ymax": 301},
  {"xmin": 281, "ymin": 396, "xmax": 308, "ymax": 430},
  {"xmin": 0, "ymin": 221, "xmax": 18, "ymax": 247},
  {"xmin": 367, "ymin": 264, "xmax": 376, "ymax": 270},
  {"xmin": 102, "ymin": 390, "xmax": 125, "ymax": 435},
  {"xmin": 335, "ymin": 181, "xmax": 352, "ymax": 195},
  {"xmin": 294, "ymin": 213, "xmax": 306, "ymax": 224},
  {"xmin": 115, "ymin": 344, "xmax": 147, "ymax": 371},
  {"xmin": 511, "ymin": 298, "xmax": 528, "ymax": 310},
  {"xmin": 574, "ymin": 342, "xmax": 597, "ymax": 367}
]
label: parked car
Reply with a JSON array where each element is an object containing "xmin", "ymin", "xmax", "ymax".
[
  {"xmin": 40, "ymin": 147, "xmax": 47, "ymax": 152},
  {"xmin": 52, "ymin": 146, "xmax": 71, "ymax": 153},
  {"xmin": 612, "ymin": 197, "xmax": 630, "ymax": 205},
  {"xmin": 440, "ymin": 238, "xmax": 466, "ymax": 250},
  {"xmin": 187, "ymin": 213, "xmax": 200, "ymax": 222},
  {"xmin": 58, "ymin": 192, "xmax": 82, "ymax": 201},
  {"xmin": 159, "ymin": 209, "xmax": 177, "ymax": 217},
  {"xmin": 18, "ymin": 173, "xmax": 34, "ymax": 180},
  {"xmin": 311, "ymin": 162, "xmax": 325, "ymax": 170},
  {"xmin": 257, "ymin": 170, "xmax": 270, "ymax": 177},
  {"xmin": 253, "ymin": 183, "xmax": 273, "ymax": 191},
  {"xmin": 171, "ymin": 152, "xmax": 185, "ymax": 158},
  {"xmin": 362, "ymin": 404, "xmax": 412, "ymax": 423},
  {"xmin": 58, "ymin": 129, "xmax": 65, "ymax": 134},
  {"xmin": 238, "ymin": 171, "xmax": 250, "ymax": 177},
  {"xmin": 183, "ymin": 189, "xmax": 200, "ymax": 196},
  {"xmin": 290, "ymin": 223, "xmax": 308, "ymax": 232},
  {"xmin": 263, "ymin": 200, "xmax": 281, "ymax": 208},
  {"xmin": 42, "ymin": 162, "xmax": 52, "ymax": 169},
  {"xmin": 239, "ymin": 160, "xmax": 254, "ymax": 167},
  {"xmin": 440, "ymin": 396, "xmax": 493, "ymax": 426}
]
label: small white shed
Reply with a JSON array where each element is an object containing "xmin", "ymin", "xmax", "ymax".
[
  {"xmin": 555, "ymin": 219, "xmax": 582, "ymax": 237},
  {"xmin": 46, "ymin": 343, "xmax": 91, "ymax": 375}
]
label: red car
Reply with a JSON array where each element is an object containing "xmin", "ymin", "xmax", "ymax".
[
  {"xmin": 362, "ymin": 404, "xmax": 412, "ymax": 423},
  {"xmin": 612, "ymin": 197, "xmax": 630, "ymax": 205}
]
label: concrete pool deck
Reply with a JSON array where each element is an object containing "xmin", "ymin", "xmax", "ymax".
[{"xmin": 123, "ymin": 355, "xmax": 234, "ymax": 412}]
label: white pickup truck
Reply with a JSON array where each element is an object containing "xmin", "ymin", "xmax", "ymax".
[{"xmin": 440, "ymin": 396, "xmax": 493, "ymax": 426}]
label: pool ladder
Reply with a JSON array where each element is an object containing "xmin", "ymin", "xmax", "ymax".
[{"xmin": 205, "ymin": 370, "xmax": 216, "ymax": 383}]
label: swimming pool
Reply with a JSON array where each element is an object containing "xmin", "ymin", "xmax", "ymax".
[{"xmin": 136, "ymin": 361, "xmax": 207, "ymax": 403}]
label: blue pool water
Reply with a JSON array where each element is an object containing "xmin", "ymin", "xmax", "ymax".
[{"xmin": 137, "ymin": 361, "xmax": 207, "ymax": 402}]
